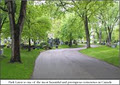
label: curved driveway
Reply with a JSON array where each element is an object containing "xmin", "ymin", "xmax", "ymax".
[{"xmin": 32, "ymin": 45, "xmax": 120, "ymax": 79}]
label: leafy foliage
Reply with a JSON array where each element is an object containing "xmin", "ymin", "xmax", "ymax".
[
  {"xmin": 22, "ymin": 4, "xmax": 52, "ymax": 42},
  {"xmin": 60, "ymin": 13, "xmax": 84, "ymax": 41}
]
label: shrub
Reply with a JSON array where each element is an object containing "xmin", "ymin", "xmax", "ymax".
[{"xmin": 40, "ymin": 42, "xmax": 49, "ymax": 49}]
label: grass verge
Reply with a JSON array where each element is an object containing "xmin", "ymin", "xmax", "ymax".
[
  {"xmin": 53, "ymin": 44, "xmax": 85, "ymax": 49},
  {"xmin": 1, "ymin": 48, "xmax": 43, "ymax": 79},
  {"xmin": 80, "ymin": 46, "xmax": 119, "ymax": 67}
]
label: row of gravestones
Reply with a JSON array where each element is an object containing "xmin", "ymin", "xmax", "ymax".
[
  {"xmin": 47, "ymin": 38, "xmax": 78, "ymax": 48},
  {"xmin": 0, "ymin": 44, "xmax": 43, "ymax": 51},
  {"xmin": 20, "ymin": 38, "xmax": 61, "ymax": 49},
  {"xmin": 1, "ymin": 40, "xmax": 119, "ymax": 49},
  {"xmin": 101, "ymin": 41, "xmax": 119, "ymax": 48},
  {"xmin": 48, "ymin": 38, "xmax": 60, "ymax": 48},
  {"xmin": 111, "ymin": 42, "xmax": 119, "ymax": 48},
  {"xmin": 0, "ymin": 38, "xmax": 61, "ymax": 55},
  {"xmin": 0, "ymin": 40, "xmax": 60, "ymax": 51}
]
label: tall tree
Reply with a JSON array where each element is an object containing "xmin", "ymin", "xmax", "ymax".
[
  {"xmin": 23, "ymin": 3, "xmax": 52, "ymax": 51},
  {"xmin": 60, "ymin": 13, "xmax": 84, "ymax": 47},
  {"xmin": 69, "ymin": 0, "xmax": 109, "ymax": 48},
  {"xmin": 98, "ymin": 2, "xmax": 119, "ymax": 46},
  {"xmin": 5, "ymin": 0, "xmax": 27, "ymax": 63}
]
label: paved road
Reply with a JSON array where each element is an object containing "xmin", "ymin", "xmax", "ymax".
[{"xmin": 32, "ymin": 45, "xmax": 120, "ymax": 79}]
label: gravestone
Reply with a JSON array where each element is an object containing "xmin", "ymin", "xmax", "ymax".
[
  {"xmin": 0, "ymin": 45, "xmax": 5, "ymax": 56},
  {"xmin": 55, "ymin": 38, "xmax": 60, "ymax": 48},
  {"xmin": 0, "ymin": 49, "xmax": 3, "ymax": 55},
  {"xmin": 48, "ymin": 38, "xmax": 53, "ymax": 48},
  {"xmin": 111, "ymin": 43, "xmax": 117, "ymax": 48},
  {"xmin": 117, "ymin": 42, "xmax": 120, "ymax": 46}
]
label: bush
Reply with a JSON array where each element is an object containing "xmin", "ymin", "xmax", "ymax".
[{"xmin": 40, "ymin": 42, "xmax": 49, "ymax": 49}]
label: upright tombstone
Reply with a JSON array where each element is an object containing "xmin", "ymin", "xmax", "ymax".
[
  {"xmin": 48, "ymin": 38, "xmax": 53, "ymax": 48},
  {"xmin": 117, "ymin": 41, "xmax": 120, "ymax": 46},
  {"xmin": 0, "ymin": 48, "xmax": 3, "ymax": 56},
  {"xmin": 0, "ymin": 45, "xmax": 5, "ymax": 56},
  {"xmin": 55, "ymin": 38, "xmax": 60, "ymax": 48}
]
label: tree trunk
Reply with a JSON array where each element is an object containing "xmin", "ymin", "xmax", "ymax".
[
  {"xmin": 107, "ymin": 32, "xmax": 112, "ymax": 46},
  {"xmin": 99, "ymin": 30, "xmax": 102, "ymax": 44},
  {"xmin": 6, "ymin": 1, "xmax": 20, "ymax": 63},
  {"xmin": 34, "ymin": 40, "xmax": 36, "ymax": 46},
  {"xmin": 69, "ymin": 33, "xmax": 72, "ymax": 47},
  {"xmin": 6, "ymin": 0, "xmax": 27, "ymax": 63},
  {"xmin": 28, "ymin": 38, "xmax": 31, "ymax": 51},
  {"xmin": 10, "ymin": 25, "xmax": 21, "ymax": 62},
  {"xmin": 106, "ymin": 26, "xmax": 112, "ymax": 46},
  {"xmin": 84, "ymin": 14, "xmax": 90, "ymax": 48},
  {"xmin": 69, "ymin": 39, "xmax": 72, "ymax": 47}
]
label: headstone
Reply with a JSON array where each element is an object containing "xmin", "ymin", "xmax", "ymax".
[
  {"xmin": 111, "ymin": 44, "xmax": 117, "ymax": 48},
  {"xmin": 0, "ymin": 49, "xmax": 3, "ymax": 55},
  {"xmin": 117, "ymin": 42, "xmax": 120, "ymax": 46},
  {"xmin": 48, "ymin": 38, "xmax": 53, "ymax": 48},
  {"xmin": 55, "ymin": 38, "xmax": 60, "ymax": 48}
]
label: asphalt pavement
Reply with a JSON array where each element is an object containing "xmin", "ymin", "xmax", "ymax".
[{"xmin": 32, "ymin": 45, "xmax": 120, "ymax": 79}]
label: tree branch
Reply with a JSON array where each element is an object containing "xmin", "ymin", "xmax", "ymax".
[
  {"xmin": 0, "ymin": 6, "xmax": 8, "ymax": 12},
  {"xmin": 59, "ymin": 0, "xmax": 68, "ymax": 12},
  {"xmin": 88, "ymin": 3, "xmax": 106, "ymax": 19},
  {"xmin": 110, "ymin": 16, "xmax": 119, "ymax": 33},
  {"xmin": 71, "ymin": 0, "xmax": 83, "ymax": 18},
  {"xmin": 17, "ymin": 0, "xmax": 27, "ymax": 33},
  {"xmin": 1, "ymin": 17, "xmax": 7, "ymax": 28}
]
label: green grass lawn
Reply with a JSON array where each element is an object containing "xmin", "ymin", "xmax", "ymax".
[
  {"xmin": 80, "ymin": 46, "xmax": 119, "ymax": 67},
  {"xmin": 1, "ymin": 48, "xmax": 43, "ymax": 79},
  {"xmin": 53, "ymin": 44, "xmax": 85, "ymax": 49}
]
